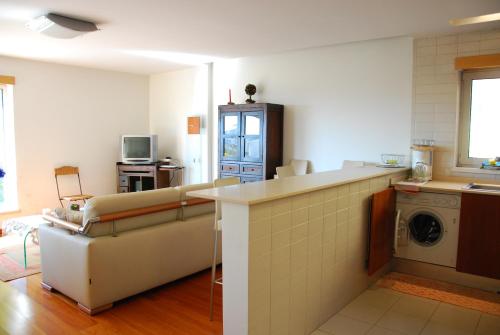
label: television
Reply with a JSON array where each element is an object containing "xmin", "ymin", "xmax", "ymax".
[{"xmin": 121, "ymin": 135, "xmax": 158, "ymax": 163}]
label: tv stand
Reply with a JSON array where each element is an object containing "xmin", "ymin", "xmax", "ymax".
[{"xmin": 116, "ymin": 162, "xmax": 172, "ymax": 193}]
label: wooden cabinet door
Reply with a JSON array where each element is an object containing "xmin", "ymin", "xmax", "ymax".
[
  {"xmin": 457, "ymin": 193, "xmax": 500, "ymax": 279},
  {"xmin": 368, "ymin": 188, "xmax": 396, "ymax": 276},
  {"xmin": 241, "ymin": 111, "xmax": 264, "ymax": 163}
]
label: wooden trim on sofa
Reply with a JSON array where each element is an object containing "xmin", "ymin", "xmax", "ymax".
[
  {"xmin": 42, "ymin": 214, "xmax": 81, "ymax": 233},
  {"xmin": 96, "ymin": 197, "xmax": 214, "ymax": 223},
  {"xmin": 43, "ymin": 197, "xmax": 214, "ymax": 234}
]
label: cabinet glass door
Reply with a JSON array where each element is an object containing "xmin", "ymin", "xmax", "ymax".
[
  {"xmin": 220, "ymin": 112, "xmax": 241, "ymax": 161},
  {"xmin": 241, "ymin": 111, "xmax": 263, "ymax": 162}
]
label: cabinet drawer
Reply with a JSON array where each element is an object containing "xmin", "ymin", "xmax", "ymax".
[
  {"xmin": 241, "ymin": 164, "xmax": 263, "ymax": 175},
  {"xmin": 119, "ymin": 186, "xmax": 128, "ymax": 193},
  {"xmin": 241, "ymin": 176, "xmax": 262, "ymax": 183},
  {"xmin": 118, "ymin": 165, "xmax": 156, "ymax": 174},
  {"xmin": 220, "ymin": 163, "xmax": 240, "ymax": 174},
  {"xmin": 119, "ymin": 176, "xmax": 128, "ymax": 186}
]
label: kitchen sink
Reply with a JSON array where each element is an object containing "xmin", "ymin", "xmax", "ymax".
[{"xmin": 463, "ymin": 183, "xmax": 500, "ymax": 192}]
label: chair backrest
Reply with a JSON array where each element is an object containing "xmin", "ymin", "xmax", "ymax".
[
  {"xmin": 55, "ymin": 166, "xmax": 79, "ymax": 176},
  {"xmin": 342, "ymin": 160, "xmax": 365, "ymax": 169},
  {"xmin": 54, "ymin": 166, "xmax": 83, "ymax": 205},
  {"xmin": 276, "ymin": 165, "xmax": 296, "ymax": 178},
  {"xmin": 213, "ymin": 177, "xmax": 240, "ymax": 220},
  {"xmin": 290, "ymin": 159, "xmax": 308, "ymax": 175}
]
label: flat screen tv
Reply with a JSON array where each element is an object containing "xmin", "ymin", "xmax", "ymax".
[{"xmin": 121, "ymin": 135, "xmax": 158, "ymax": 163}]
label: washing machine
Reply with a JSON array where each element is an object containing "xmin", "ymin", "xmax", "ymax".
[{"xmin": 395, "ymin": 191, "xmax": 461, "ymax": 268}]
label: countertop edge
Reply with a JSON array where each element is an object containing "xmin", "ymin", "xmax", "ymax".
[{"xmin": 188, "ymin": 167, "xmax": 409, "ymax": 205}]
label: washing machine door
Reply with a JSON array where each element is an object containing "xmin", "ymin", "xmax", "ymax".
[{"xmin": 408, "ymin": 211, "xmax": 443, "ymax": 246}]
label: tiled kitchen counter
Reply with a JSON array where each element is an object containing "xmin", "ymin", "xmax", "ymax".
[{"xmin": 189, "ymin": 167, "xmax": 409, "ymax": 335}]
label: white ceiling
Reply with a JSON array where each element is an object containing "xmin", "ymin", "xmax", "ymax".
[{"xmin": 0, "ymin": 0, "xmax": 499, "ymax": 74}]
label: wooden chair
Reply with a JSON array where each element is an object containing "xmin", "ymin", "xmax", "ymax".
[
  {"xmin": 276, "ymin": 165, "xmax": 296, "ymax": 178},
  {"xmin": 209, "ymin": 176, "xmax": 240, "ymax": 320},
  {"xmin": 290, "ymin": 159, "xmax": 308, "ymax": 175},
  {"xmin": 54, "ymin": 166, "xmax": 93, "ymax": 207}
]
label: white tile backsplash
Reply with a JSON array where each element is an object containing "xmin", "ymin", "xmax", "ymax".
[{"xmin": 412, "ymin": 28, "xmax": 500, "ymax": 181}]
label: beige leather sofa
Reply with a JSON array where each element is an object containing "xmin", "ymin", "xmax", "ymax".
[{"xmin": 39, "ymin": 183, "xmax": 218, "ymax": 314}]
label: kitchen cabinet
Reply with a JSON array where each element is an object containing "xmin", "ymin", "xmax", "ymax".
[
  {"xmin": 456, "ymin": 193, "xmax": 500, "ymax": 279},
  {"xmin": 218, "ymin": 103, "xmax": 284, "ymax": 183},
  {"xmin": 367, "ymin": 188, "xmax": 396, "ymax": 275}
]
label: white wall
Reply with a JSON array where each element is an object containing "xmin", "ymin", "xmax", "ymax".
[
  {"xmin": 213, "ymin": 37, "xmax": 414, "ymax": 173},
  {"xmin": 149, "ymin": 65, "xmax": 210, "ymax": 184},
  {"xmin": 0, "ymin": 56, "xmax": 149, "ymax": 219}
]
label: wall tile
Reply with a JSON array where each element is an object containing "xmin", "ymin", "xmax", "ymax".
[
  {"xmin": 437, "ymin": 35, "xmax": 457, "ymax": 45},
  {"xmin": 250, "ymin": 218, "xmax": 271, "ymax": 241},
  {"xmin": 272, "ymin": 229, "xmax": 291, "ymax": 250},
  {"xmin": 309, "ymin": 204, "xmax": 324, "ymax": 220},
  {"xmin": 271, "ymin": 198, "xmax": 291, "ymax": 216},
  {"xmin": 250, "ymin": 203, "xmax": 271, "ymax": 222},
  {"xmin": 480, "ymin": 29, "xmax": 500, "ymax": 40},
  {"xmin": 250, "ymin": 236, "xmax": 271, "ymax": 258},
  {"xmin": 292, "ymin": 207, "xmax": 309, "ymax": 227},
  {"xmin": 458, "ymin": 32, "xmax": 481, "ymax": 43},
  {"xmin": 309, "ymin": 191, "xmax": 325, "ymax": 205},
  {"xmin": 437, "ymin": 44, "xmax": 457, "ymax": 55},
  {"xmin": 416, "ymin": 37, "xmax": 436, "ymax": 47},
  {"xmin": 416, "ymin": 46, "xmax": 436, "ymax": 56},
  {"xmin": 272, "ymin": 212, "xmax": 292, "ymax": 233},
  {"xmin": 292, "ymin": 194, "xmax": 309, "ymax": 210},
  {"xmin": 479, "ymin": 38, "xmax": 500, "ymax": 51},
  {"xmin": 292, "ymin": 223, "xmax": 308, "ymax": 243}
]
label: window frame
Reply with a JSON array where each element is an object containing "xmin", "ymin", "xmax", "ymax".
[
  {"xmin": 0, "ymin": 83, "xmax": 19, "ymax": 213},
  {"xmin": 458, "ymin": 68, "xmax": 500, "ymax": 167}
]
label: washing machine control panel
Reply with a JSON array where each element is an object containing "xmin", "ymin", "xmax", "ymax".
[{"xmin": 396, "ymin": 192, "xmax": 461, "ymax": 209}]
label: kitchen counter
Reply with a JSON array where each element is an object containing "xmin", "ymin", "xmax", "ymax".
[
  {"xmin": 188, "ymin": 166, "xmax": 409, "ymax": 205},
  {"xmin": 188, "ymin": 166, "xmax": 409, "ymax": 335},
  {"xmin": 397, "ymin": 180, "xmax": 500, "ymax": 196}
]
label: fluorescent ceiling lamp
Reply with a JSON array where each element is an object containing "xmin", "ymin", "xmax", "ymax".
[
  {"xmin": 26, "ymin": 13, "xmax": 97, "ymax": 39},
  {"xmin": 123, "ymin": 50, "xmax": 222, "ymax": 65},
  {"xmin": 449, "ymin": 12, "xmax": 500, "ymax": 26}
]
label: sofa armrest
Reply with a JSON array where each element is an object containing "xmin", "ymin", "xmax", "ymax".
[
  {"xmin": 38, "ymin": 223, "xmax": 92, "ymax": 307},
  {"xmin": 42, "ymin": 214, "xmax": 81, "ymax": 233}
]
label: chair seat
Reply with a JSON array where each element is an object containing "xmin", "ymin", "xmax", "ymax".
[{"xmin": 61, "ymin": 194, "xmax": 93, "ymax": 201}]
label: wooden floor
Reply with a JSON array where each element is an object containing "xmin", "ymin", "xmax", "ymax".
[{"xmin": 0, "ymin": 268, "xmax": 223, "ymax": 334}]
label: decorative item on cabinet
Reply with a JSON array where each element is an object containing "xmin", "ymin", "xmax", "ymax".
[
  {"xmin": 227, "ymin": 89, "xmax": 235, "ymax": 105},
  {"xmin": 218, "ymin": 103, "xmax": 283, "ymax": 183},
  {"xmin": 244, "ymin": 84, "xmax": 256, "ymax": 103},
  {"xmin": 187, "ymin": 116, "xmax": 201, "ymax": 134}
]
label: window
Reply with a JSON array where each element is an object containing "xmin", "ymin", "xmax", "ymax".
[
  {"xmin": 0, "ymin": 84, "xmax": 18, "ymax": 212},
  {"xmin": 458, "ymin": 68, "xmax": 500, "ymax": 167}
]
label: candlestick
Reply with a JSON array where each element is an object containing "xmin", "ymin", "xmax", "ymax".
[{"xmin": 228, "ymin": 89, "xmax": 235, "ymax": 105}]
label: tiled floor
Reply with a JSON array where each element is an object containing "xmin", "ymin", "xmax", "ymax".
[{"xmin": 313, "ymin": 285, "xmax": 500, "ymax": 335}]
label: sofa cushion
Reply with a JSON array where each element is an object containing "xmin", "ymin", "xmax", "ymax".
[
  {"xmin": 176, "ymin": 183, "xmax": 215, "ymax": 220},
  {"xmin": 83, "ymin": 187, "xmax": 181, "ymax": 237}
]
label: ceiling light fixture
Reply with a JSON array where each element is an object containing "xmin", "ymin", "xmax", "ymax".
[
  {"xmin": 26, "ymin": 13, "xmax": 98, "ymax": 39},
  {"xmin": 449, "ymin": 12, "xmax": 500, "ymax": 26}
]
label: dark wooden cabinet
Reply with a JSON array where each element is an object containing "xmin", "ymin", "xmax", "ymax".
[
  {"xmin": 367, "ymin": 188, "xmax": 396, "ymax": 275},
  {"xmin": 218, "ymin": 103, "xmax": 283, "ymax": 183},
  {"xmin": 456, "ymin": 193, "xmax": 500, "ymax": 279}
]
